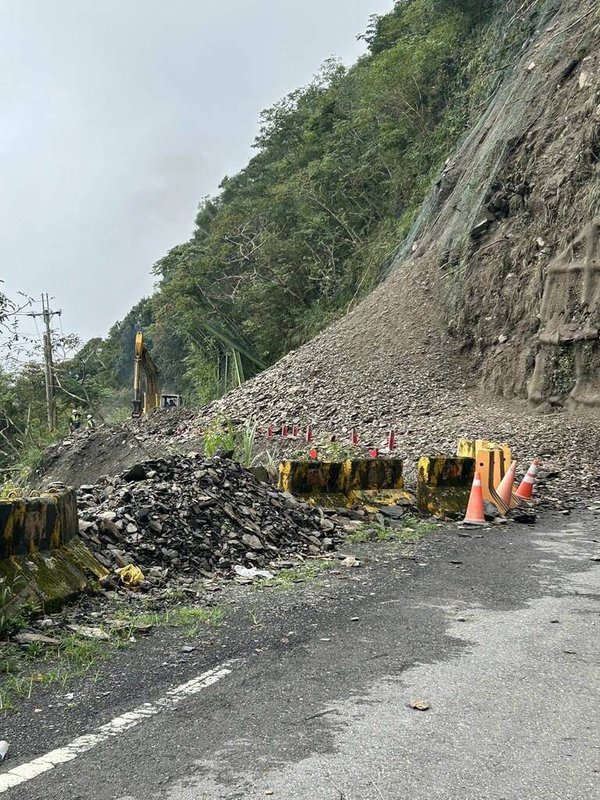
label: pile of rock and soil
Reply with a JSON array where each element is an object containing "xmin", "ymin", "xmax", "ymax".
[{"xmin": 75, "ymin": 454, "xmax": 343, "ymax": 589}]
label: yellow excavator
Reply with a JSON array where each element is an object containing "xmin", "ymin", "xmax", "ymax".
[{"xmin": 132, "ymin": 331, "xmax": 183, "ymax": 417}]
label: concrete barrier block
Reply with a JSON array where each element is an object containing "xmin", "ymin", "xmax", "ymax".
[
  {"xmin": 339, "ymin": 459, "xmax": 405, "ymax": 494},
  {"xmin": 278, "ymin": 458, "xmax": 406, "ymax": 508},
  {"xmin": 279, "ymin": 461, "xmax": 346, "ymax": 495},
  {"xmin": 0, "ymin": 489, "xmax": 107, "ymax": 617},
  {"xmin": 0, "ymin": 537, "xmax": 108, "ymax": 616},
  {"xmin": 417, "ymin": 456, "xmax": 475, "ymax": 519},
  {"xmin": 0, "ymin": 489, "xmax": 78, "ymax": 560}
]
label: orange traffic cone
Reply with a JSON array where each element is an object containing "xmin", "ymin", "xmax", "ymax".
[
  {"xmin": 516, "ymin": 459, "xmax": 541, "ymax": 500},
  {"xmin": 463, "ymin": 471, "xmax": 486, "ymax": 525},
  {"xmin": 496, "ymin": 460, "xmax": 517, "ymax": 507}
]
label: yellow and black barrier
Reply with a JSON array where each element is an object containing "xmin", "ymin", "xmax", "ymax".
[
  {"xmin": 278, "ymin": 459, "xmax": 411, "ymax": 509},
  {"xmin": 473, "ymin": 449, "xmax": 509, "ymax": 515},
  {"xmin": 0, "ymin": 489, "xmax": 78, "ymax": 560},
  {"xmin": 416, "ymin": 457, "xmax": 476, "ymax": 519},
  {"xmin": 457, "ymin": 439, "xmax": 511, "ymax": 486},
  {"xmin": 0, "ymin": 489, "xmax": 107, "ymax": 616},
  {"xmin": 457, "ymin": 440, "xmax": 519, "ymax": 515}
]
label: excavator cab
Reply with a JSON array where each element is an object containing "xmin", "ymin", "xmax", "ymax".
[{"xmin": 160, "ymin": 394, "xmax": 183, "ymax": 408}]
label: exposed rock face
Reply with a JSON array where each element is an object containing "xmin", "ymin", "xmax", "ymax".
[
  {"xmin": 530, "ymin": 219, "xmax": 600, "ymax": 408},
  {"xmin": 422, "ymin": 3, "xmax": 600, "ymax": 406}
]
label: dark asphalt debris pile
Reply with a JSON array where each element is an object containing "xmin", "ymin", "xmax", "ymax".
[{"xmin": 76, "ymin": 454, "xmax": 340, "ymax": 587}]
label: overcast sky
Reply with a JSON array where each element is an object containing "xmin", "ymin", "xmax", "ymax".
[{"xmin": 0, "ymin": 0, "xmax": 392, "ymax": 347}]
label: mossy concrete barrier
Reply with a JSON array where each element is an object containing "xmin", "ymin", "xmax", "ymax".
[
  {"xmin": 416, "ymin": 456, "xmax": 475, "ymax": 519},
  {"xmin": 278, "ymin": 459, "xmax": 411, "ymax": 508},
  {"xmin": 0, "ymin": 489, "xmax": 107, "ymax": 616},
  {"xmin": 0, "ymin": 489, "xmax": 78, "ymax": 559}
]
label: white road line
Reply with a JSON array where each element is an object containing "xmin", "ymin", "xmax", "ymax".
[{"xmin": 0, "ymin": 663, "xmax": 233, "ymax": 794}]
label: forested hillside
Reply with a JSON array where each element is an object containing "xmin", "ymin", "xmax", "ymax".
[{"xmin": 99, "ymin": 0, "xmax": 513, "ymax": 401}]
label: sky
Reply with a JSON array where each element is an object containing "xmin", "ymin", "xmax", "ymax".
[{"xmin": 0, "ymin": 0, "xmax": 393, "ymax": 347}]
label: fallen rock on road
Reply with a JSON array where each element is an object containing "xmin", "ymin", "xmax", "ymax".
[{"xmin": 76, "ymin": 454, "xmax": 343, "ymax": 587}]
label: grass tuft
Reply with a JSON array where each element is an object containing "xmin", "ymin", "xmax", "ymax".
[
  {"xmin": 346, "ymin": 515, "xmax": 437, "ymax": 544},
  {"xmin": 253, "ymin": 560, "xmax": 334, "ymax": 590},
  {"xmin": 121, "ymin": 604, "xmax": 225, "ymax": 637}
]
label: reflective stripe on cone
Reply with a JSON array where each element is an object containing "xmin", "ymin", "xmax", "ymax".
[{"xmin": 516, "ymin": 459, "xmax": 540, "ymax": 500}]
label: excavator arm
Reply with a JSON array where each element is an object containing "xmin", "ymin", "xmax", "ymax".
[{"xmin": 132, "ymin": 332, "xmax": 161, "ymax": 417}]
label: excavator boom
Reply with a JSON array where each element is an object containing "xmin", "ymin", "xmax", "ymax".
[{"xmin": 132, "ymin": 332, "xmax": 161, "ymax": 417}]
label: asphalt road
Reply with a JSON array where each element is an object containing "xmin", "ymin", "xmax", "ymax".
[{"xmin": 2, "ymin": 512, "xmax": 600, "ymax": 799}]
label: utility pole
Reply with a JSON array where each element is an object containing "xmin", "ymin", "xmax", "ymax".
[{"xmin": 29, "ymin": 294, "xmax": 61, "ymax": 431}]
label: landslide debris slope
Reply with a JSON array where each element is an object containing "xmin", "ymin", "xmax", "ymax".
[{"xmin": 44, "ymin": 0, "xmax": 600, "ymax": 501}]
